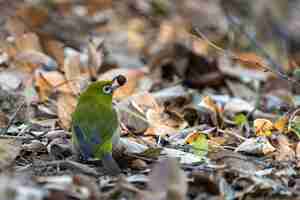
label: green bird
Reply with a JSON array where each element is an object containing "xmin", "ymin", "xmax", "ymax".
[{"xmin": 71, "ymin": 75, "xmax": 126, "ymax": 174}]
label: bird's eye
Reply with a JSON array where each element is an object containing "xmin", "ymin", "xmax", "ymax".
[{"xmin": 102, "ymin": 85, "xmax": 112, "ymax": 94}]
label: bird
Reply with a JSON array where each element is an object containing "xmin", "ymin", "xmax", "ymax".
[{"xmin": 71, "ymin": 75, "xmax": 126, "ymax": 175}]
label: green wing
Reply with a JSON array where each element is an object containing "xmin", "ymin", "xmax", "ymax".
[{"xmin": 72, "ymin": 101, "xmax": 118, "ymax": 160}]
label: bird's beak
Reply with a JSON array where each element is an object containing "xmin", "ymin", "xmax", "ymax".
[
  {"xmin": 111, "ymin": 82, "xmax": 120, "ymax": 92},
  {"xmin": 110, "ymin": 80, "xmax": 120, "ymax": 92},
  {"xmin": 111, "ymin": 75, "xmax": 126, "ymax": 92}
]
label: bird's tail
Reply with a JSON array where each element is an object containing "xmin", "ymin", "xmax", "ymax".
[{"xmin": 102, "ymin": 153, "xmax": 121, "ymax": 175}]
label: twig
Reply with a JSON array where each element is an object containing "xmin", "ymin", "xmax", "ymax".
[
  {"xmin": 34, "ymin": 160, "xmax": 99, "ymax": 176},
  {"xmin": 218, "ymin": 129, "xmax": 247, "ymax": 141},
  {"xmin": 192, "ymin": 27, "xmax": 300, "ymax": 88},
  {"xmin": 0, "ymin": 135, "xmax": 33, "ymax": 141},
  {"xmin": 1, "ymin": 101, "xmax": 26, "ymax": 135}
]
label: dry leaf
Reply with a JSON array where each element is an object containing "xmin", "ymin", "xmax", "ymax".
[
  {"xmin": 274, "ymin": 115, "xmax": 289, "ymax": 133},
  {"xmin": 275, "ymin": 135, "xmax": 295, "ymax": 162},
  {"xmin": 127, "ymin": 18, "xmax": 145, "ymax": 51},
  {"xmin": 15, "ymin": 6, "xmax": 49, "ymax": 28},
  {"xmin": 88, "ymin": 40, "xmax": 103, "ymax": 78},
  {"xmin": 42, "ymin": 39, "xmax": 65, "ymax": 69},
  {"xmin": 0, "ymin": 112, "xmax": 9, "ymax": 128},
  {"xmin": 15, "ymin": 32, "xmax": 43, "ymax": 52},
  {"xmin": 254, "ymin": 118, "xmax": 274, "ymax": 136},
  {"xmin": 144, "ymin": 124, "xmax": 176, "ymax": 136},
  {"xmin": 224, "ymin": 98, "xmax": 254, "ymax": 114},
  {"xmin": 132, "ymin": 93, "xmax": 177, "ymax": 136},
  {"xmin": 200, "ymin": 96, "xmax": 220, "ymax": 113},
  {"xmin": 35, "ymin": 71, "xmax": 72, "ymax": 99},
  {"xmin": 22, "ymin": 140, "xmax": 45, "ymax": 152},
  {"xmin": 5, "ymin": 16, "xmax": 28, "ymax": 37},
  {"xmin": 296, "ymin": 142, "xmax": 300, "ymax": 167},
  {"xmin": 116, "ymin": 93, "xmax": 151, "ymax": 134},
  {"xmin": 15, "ymin": 50, "xmax": 57, "ymax": 70},
  {"xmin": 191, "ymin": 37, "xmax": 210, "ymax": 56},
  {"xmin": 57, "ymin": 93, "xmax": 77, "ymax": 129},
  {"xmin": 0, "ymin": 139, "xmax": 21, "ymax": 170},
  {"xmin": 64, "ymin": 54, "xmax": 82, "ymax": 95},
  {"xmin": 157, "ymin": 21, "xmax": 176, "ymax": 45},
  {"xmin": 12, "ymin": 33, "xmax": 48, "ymax": 71},
  {"xmin": 163, "ymin": 148, "xmax": 203, "ymax": 164},
  {"xmin": 235, "ymin": 52, "xmax": 266, "ymax": 69},
  {"xmin": 34, "ymin": 72, "xmax": 52, "ymax": 101},
  {"xmin": 130, "ymin": 92, "xmax": 161, "ymax": 114},
  {"xmin": 130, "ymin": 159, "xmax": 147, "ymax": 170},
  {"xmin": 235, "ymin": 137, "xmax": 275, "ymax": 155},
  {"xmin": 0, "ymin": 70, "xmax": 24, "ymax": 91},
  {"xmin": 199, "ymin": 96, "xmax": 221, "ymax": 127}
]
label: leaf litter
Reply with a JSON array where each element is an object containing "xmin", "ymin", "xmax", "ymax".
[{"xmin": 0, "ymin": 0, "xmax": 300, "ymax": 200}]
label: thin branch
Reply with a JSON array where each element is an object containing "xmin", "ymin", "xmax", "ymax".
[
  {"xmin": 34, "ymin": 160, "xmax": 99, "ymax": 176},
  {"xmin": 1, "ymin": 101, "xmax": 26, "ymax": 135},
  {"xmin": 218, "ymin": 129, "xmax": 247, "ymax": 141},
  {"xmin": 192, "ymin": 27, "xmax": 300, "ymax": 88}
]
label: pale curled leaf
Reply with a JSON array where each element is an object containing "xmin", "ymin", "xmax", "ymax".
[
  {"xmin": 64, "ymin": 54, "xmax": 82, "ymax": 95},
  {"xmin": 162, "ymin": 148, "xmax": 203, "ymax": 164},
  {"xmin": 115, "ymin": 137, "xmax": 148, "ymax": 154},
  {"xmin": 87, "ymin": 40, "xmax": 103, "ymax": 77},
  {"xmin": 275, "ymin": 135, "xmax": 295, "ymax": 162},
  {"xmin": 42, "ymin": 39, "xmax": 65, "ymax": 68},
  {"xmin": 57, "ymin": 94, "xmax": 77, "ymax": 129},
  {"xmin": 15, "ymin": 50, "xmax": 58, "ymax": 70},
  {"xmin": 15, "ymin": 32, "xmax": 43, "ymax": 52},
  {"xmin": 296, "ymin": 142, "xmax": 300, "ymax": 167},
  {"xmin": 224, "ymin": 98, "xmax": 254, "ymax": 114},
  {"xmin": 0, "ymin": 139, "xmax": 21, "ymax": 170},
  {"xmin": 235, "ymin": 137, "xmax": 275, "ymax": 155},
  {"xmin": 35, "ymin": 71, "xmax": 73, "ymax": 95}
]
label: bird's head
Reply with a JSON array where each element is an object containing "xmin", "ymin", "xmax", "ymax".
[{"xmin": 80, "ymin": 75, "xmax": 127, "ymax": 104}]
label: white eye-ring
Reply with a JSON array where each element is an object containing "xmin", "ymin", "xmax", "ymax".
[{"xmin": 102, "ymin": 85, "xmax": 112, "ymax": 94}]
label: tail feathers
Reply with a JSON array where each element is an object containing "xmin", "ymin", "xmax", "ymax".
[{"xmin": 102, "ymin": 153, "xmax": 121, "ymax": 175}]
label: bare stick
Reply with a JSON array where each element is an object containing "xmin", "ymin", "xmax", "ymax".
[
  {"xmin": 1, "ymin": 101, "xmax": 26, "ymax": 135},
  {"xmin": 192, "ymin": 27, "xmax": 300, "ymax": 88},
  {"xmin": 218, "ymin": 129, "xmax": 247, "ymax": 141},
  {"xmin": 34, "ymin": 160, "xmax": 99, "ymax": 176}
]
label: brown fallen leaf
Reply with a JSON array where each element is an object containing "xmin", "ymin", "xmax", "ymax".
[
  {"xmin": 199, "ymin": 96, "xmax": 221, "ymax": 127},
  {"xmin": 235, "ymin": 52, "xmax": 266, "ymax": 69},
  {"xmin": 64, "ymin": 54, "xmax": 82, "ymax": 95},
  {"xmin": 0, "ymin": 139, "xmax": 21, "ymax": 170},
  {"xmin": 15, "ymin": 32, "xmax": 43, "ymax": 52},
  {"xmin": 130, "ymin": 159, "xmax": 147, "ymax": 170},
  {"xmin": 235, "ymin": 136, "xmax": 275, "ymax": 155},
  {"xmin": 57, "ymin": 93, "xmax": 77, "ymax": 129},
  {"xmin": 35, "ymin": 71, "xmax": 72, "ymax": 101},
  {"xmin": 275, "ymin": 135, "xmax": 295, "ymax": 162},
  {"xmin": 296, "ymin": 142, "xmax": 300, "ymax": 167},
  {"xmin": 0, "ymin": 112, "xmax": 8, "ymax": 128},
  {"xmin": 15, "ymin": 50, "xmax": 57, "ymax": 70},
  {"xmin": 42, "ymin": 38, "xmax": 65, "ymax": 70},
  {"xmin": 87, "ymin": 39, "xmax": 103, "ymax": 79}
]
